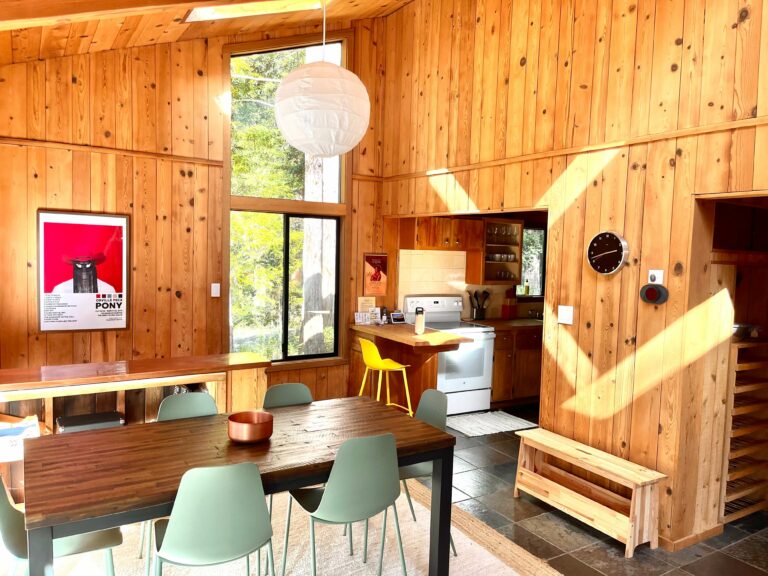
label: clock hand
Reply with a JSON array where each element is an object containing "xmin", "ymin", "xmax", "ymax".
[{"xmin": 591, "ymin": 249, "xmax": 619, "ymax": 259}]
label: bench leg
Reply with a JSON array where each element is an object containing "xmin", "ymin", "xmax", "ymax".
[
  {"xmin": 514, "ymin": 440, "xmax": 536, "ymax": 498},
  {"xmin": 648, "ymin": 484, "xmax": 659, "ymax": 550}
]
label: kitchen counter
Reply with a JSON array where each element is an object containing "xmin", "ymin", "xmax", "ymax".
[
  {"xmin": 473, "ymin": 318, "xmax": 544, "ymax": 329},
  {"xmin": 350, "ymin": 323, "xmax": 472, "ymax": 351}
]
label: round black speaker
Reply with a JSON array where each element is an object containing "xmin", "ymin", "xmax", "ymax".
[{"xmin": 640, "ymin": 283, "xmax": 669, "ymax": 304}]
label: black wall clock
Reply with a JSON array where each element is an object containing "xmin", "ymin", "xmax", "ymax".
[{"xmin": 586, "ymin": 231, "xmax": 629, "ymax": 275}]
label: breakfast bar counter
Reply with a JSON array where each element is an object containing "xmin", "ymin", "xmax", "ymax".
[{"xmin": 349, "ymin": 324, "xmax": 471, "ymax": 411}]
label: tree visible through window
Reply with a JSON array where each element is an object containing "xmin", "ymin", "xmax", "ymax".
[
  {"xmin": 229, "ymin": 43, "xmax": 342, "ymax": 360},
  {"xmin": 517, "ymin": 228, "xmax": 546, "ymax": 297}
]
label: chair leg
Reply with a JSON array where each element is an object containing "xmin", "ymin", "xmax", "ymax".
[
  {"xmin": 154, "ymin": 557, "xmax": 162, "ymax": 576},
  {"xmin": 281, "ymin": 496, "xmax": 293, "ymax": 576},
  {"xmin": 267, "ymin": 540, "xmax": 276, "ymax": 576},
  {"xmin": 377, "ymin": 508, "xmax": 388, "ymax": 576},
  {"xmin": 265, "ymin": 494, "xmax": 273, "ymax": 576},
  {"xmin": 257, "ymin": 547, "xmax": 261, "ymax": 575},
  {"xmin": 402, "ymin": 480, "xmax": 417, "ymax": 521},
  {"xmin": 310, "ymin": 517, "xmax": 317, "ymax": 576},
  {"xmin": 348, "ymin": 522, "xmax": 353, "ymax": 556},
  {"xmin": 247, "ymin": 552, "xmax": 251, "ymax": 575},
  {"xmin": 363, "ymin": 518, "xmax": 369, "ymax": 563},
  {"xmin": 376, "ymin": 371, "xmax": 383, "ymax": 402},
  {"xmin": 392, "ymin": 504, "xmax": 407, "ymax": 576},
  {"xmin": 450, "ymin": 533, "xmax": 457, "ymax": 557},
  {"xmin": 401, "ymin": 369, "xmax": 413, "ymax": 416},
  {"xmin": 386, "ymin": 371, "xmax": 391, "ymax": 406},
  {"xmin": 138, "ymin": 520, "xmax": 146, "ymax": 558},
  {"xmin": 144, "ymin": 523, "xmax": 153, "ymax": 576},
  {"xmin": 105, "ymin": 548, "xmax": 115, "ymax": 576},
  {"xmin": 359, "ymin": 367, "xmax": 369, "ymax": 396}
]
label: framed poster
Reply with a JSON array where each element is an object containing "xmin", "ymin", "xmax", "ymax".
[
  {"xmin": 38, "ymin": 210, "xmax": 129, "ymax": 332},
  {"xmin": 363, "ymin": 253, "xmax": 387, "ymax": 296}
]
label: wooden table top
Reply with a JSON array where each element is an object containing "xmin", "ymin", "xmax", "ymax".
[
  {"xmin": 350, "ymin": 324, "xmax": 472, "ymax": 348},
  {"xmin": 22, "ymin": 397, "xmax": 455, "ymax": 530},
  {"xmin": 0, "ymin": 353, "xmax": 270, "ymax": 392}
]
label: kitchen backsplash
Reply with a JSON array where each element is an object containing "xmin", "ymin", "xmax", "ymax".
[{"xmin": 397, "ymin": 250, "xmax": 544, "ymax": 319}]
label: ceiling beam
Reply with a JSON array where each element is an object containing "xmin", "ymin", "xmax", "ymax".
[{"xmin": 0, "ymin": 0, "xmax": 259, "ymax": 32}]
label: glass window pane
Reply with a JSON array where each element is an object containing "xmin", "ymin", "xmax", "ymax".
[
  {"xmin": 230, "ymin": 43, "xmax": 342, "ymax": 203},
  {"xmin": 517, "ymin": 228, "xmax": 546, "ymax": 297},
  {"xmin": 229, "ymin": 211, "xmax": 284, "ymax": 360},
  {"xmin": 287, "ymin": 217, "xmax": 338, "ymax": 357}
]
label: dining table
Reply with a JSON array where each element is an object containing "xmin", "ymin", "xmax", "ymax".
[{"xmin": 22, "ymin": 396, "xmax": 456, "ymax": 576}]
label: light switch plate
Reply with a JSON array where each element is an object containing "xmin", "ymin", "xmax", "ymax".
[
  {"xmin": 558, "ymin": 305, "xmax": 574, "ymax": 325},
  {"xmin": 211, "ymin": 283, "xmax": 221, "ymax": 298},
  {"xmin": 648, "ymin": 270, "xmax": 664, "ymax": 285}
]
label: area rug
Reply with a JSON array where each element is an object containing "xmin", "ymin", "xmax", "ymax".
[
  {"xmin": 1, "ymin": 489, "xmax": 560, "ymax": 576},
  {"xmin": 447, "ymin": 411, "xmax": 537, "ymax": 437}
]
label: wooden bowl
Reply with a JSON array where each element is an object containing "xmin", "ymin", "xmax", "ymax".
[{"xmin": 228, "ymin": 411, "xmax": 273, "ymax": 443}]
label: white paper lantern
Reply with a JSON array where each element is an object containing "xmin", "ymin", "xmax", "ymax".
[{"xmin": 274, "ymin": 61, "xmax": 371, "ymax": 158}]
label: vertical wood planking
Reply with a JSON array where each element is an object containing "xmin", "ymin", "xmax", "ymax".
[
  {"xmin": 90, "ymin": 50, "xmax": 116, "ymax": 148},
  {"xmin": 193, "ymin": 165, "xmax": 209, "ymax": 355},
  {"xmin": 171, "ymin": 163, "xmax": 194, "ymax": 356},
  {"xmin": 27, "ymin": 148, "xmax": 47, "ymax": 369},
  {"xmin": 132, "ymin": 157, "xmax": 157, "ymax": 359},
  {"xmin": 171, "ymin": 41, "xmax": 195, "ymax": 157},
  {"xmin": 0, "ymin": 64, "xmax": 27, "ymax": 138},
  {"xmin": 45, "ymin": 57, "xmax": 73, "ymax": 142},
  {"xmin": 131, "ymin": 46, "xmax": 157, "ymax": 152},
  {"xmin": 155, "ymin": 159, "xmax": 173, "ymax": 359}
]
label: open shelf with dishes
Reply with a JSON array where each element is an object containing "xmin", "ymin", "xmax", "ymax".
[
  {"xmin": 466, "ymin": 218, "xmax": 523, "ymax": 285},
  {"xmin": 720, "ymin": 339, "xmax": 768, "ymax": 523}
]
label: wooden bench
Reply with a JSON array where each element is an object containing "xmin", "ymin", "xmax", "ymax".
[{"xmin": 514, "ymin": 428, "xmax": 666, "ymax": 558}]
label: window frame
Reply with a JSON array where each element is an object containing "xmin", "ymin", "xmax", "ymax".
[
  {"xmin": 516, "ymin": 226, "xmax": 547, "ymax": 302},
  {"xmin": 223, "ymin": 31, "xmax": 355, "ymax": 363}
]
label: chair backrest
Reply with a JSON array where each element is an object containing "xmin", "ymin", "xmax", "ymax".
[
  {"xmin": 262, "ymin": 383, "xmax": 313, "ymax": 409},
  {"xmin": 314, "ymin": 433, "xmax": 400, "ymax": 524},
  {"xmin": 415, "ymin": 389, "xmax": 448, "ymax": 431},
  {"xmin": 156, "ymin": 392, "xmax": 218, "ymax": 422},
  {"xmin": 158, "ymin": 462, "xmax": 272, "ymax": 566},
  {"xmin": 0, "ymin": 476, "xmax": 28, "ymax": 560},
  {"xmin": 359, "ymin": 338, "xmax": 384, "ymax": 368}
]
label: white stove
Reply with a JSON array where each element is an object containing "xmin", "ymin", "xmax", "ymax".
[{"xmin": 403, "ymin": 295, "xmax": 495, "ymax": 415}]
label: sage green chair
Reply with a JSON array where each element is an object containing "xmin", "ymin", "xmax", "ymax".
[
  {"xmin": 140, "ymin": 392, "xmax": 218, "ymax": 573},
  {"xmin": 151, "ymin": 462, "xmax": 275, "ymax": 576},
  {"xmin": 263, "ymin": 383, "xmax": 313, "ymax": 409},
  {"xmin": 0, "ymin": 476, "xmax": 122, "ymax": 576},
  {"xmin": 263, "ymin": 382, "xmax": 313, "ymax": 575},
  {"xmin": 284, "ymin": 433, "xmax": 406, "ymax": 576},
  {"xmin": 399, "ymin": 389, "xmax": 457, "ymax": 556},
  {"xmin": 155, "ymin": 391, "xmax": 218, "ymax": 421}
]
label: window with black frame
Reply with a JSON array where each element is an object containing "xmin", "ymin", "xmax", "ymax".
[{"xmin": 229, "ymin": 42, "xmax": 343, "ymax": 361}]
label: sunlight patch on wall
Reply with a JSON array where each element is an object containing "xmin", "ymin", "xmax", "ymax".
[{"xmin": 557, "ymin": 287, "xmax": 734, "ymax": 417}]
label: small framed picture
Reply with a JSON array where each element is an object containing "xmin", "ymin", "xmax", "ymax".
[
  {"xmin": 363, "ymin": 253, "xmax": 388, "ymax": 297},
  {"xmin": 38, "ymin": 210, "xmax": 130, "ymax": 332}
]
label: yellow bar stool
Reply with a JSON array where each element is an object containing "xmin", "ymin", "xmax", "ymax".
[{"xmin": 358, "ymin": 338, "xmax": 414, "ymax": 416}]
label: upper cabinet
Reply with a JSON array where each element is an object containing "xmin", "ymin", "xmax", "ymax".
[
  {"xmin": 399, "ymin": 217, "xmax": 483, "ymax": 251},
  {"xmin": 466, "ymin": 219, "xmax": 524, "ymax": 286}
]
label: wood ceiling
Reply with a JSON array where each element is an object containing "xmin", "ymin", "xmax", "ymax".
[{"xmin": 0, "ymin": 0, "xmax": 409, "ymax": 63}]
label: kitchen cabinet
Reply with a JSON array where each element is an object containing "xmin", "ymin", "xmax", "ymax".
[
  {"xmin": 400, "ymin": 217, "xmax": 484, "ymax": 251},
  {"xmin": 466, "ymin": 218, "xmax": 524, "ymax": 285},
  {"xmin": 486, "ymin": 323, "xmax": 542, "ymax": 404}
]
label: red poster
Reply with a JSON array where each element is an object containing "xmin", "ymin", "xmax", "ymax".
[
  {"xmin": 38, "ymin": 211, "xmax": 129, "ymax": 332},
  {"xmin": 363, "ymin": 253, "xmax": 387, "ymax": 297}
]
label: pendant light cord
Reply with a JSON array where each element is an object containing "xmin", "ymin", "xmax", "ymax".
[{"xmin": 322, "ymin": 0, "xmax": 327, "ymax": 61}]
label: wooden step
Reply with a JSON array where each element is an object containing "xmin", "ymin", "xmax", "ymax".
[
  {"xmin": 726, "ymin": 477, "xmax": 768, "ymax": 503},
  {"xmin": 736, "ymin": 360, "xmax": 768, "ymax": 372},
  {"xmin": 722, "ymin": 496, "xmax": 768, "ymax": 523},
  {"xmin": 731, "ymin": 395, "xmax": 768, "ymax": 416},
  {"xmin": 729, "ymin": 436, "xmax": 768, "ymax": 460},
  {"xmin": 728, "ymin": 457, "xmax": 768, "ymax": 482},
  {"xmin": 732, "ymin": 340, "xmax": 768, "ymax": 350},
  {"xmin": 731, "ymin": 415, "xmax": 768, "ymax": 438},
  {"xmin": 734, "ymin": 377, "xmax": 768, "ymax": 395}
]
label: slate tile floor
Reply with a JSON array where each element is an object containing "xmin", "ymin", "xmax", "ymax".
[{"xmin": 421, "ymin": 403, "xmax": 768, "ymax": 576}]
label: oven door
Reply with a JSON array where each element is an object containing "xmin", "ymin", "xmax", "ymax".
[{"xmin": 436, "ymin": 332, "xmax": 495, "ymax": 393}]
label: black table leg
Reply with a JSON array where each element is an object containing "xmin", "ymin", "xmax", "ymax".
[
  {"xmin": 429, "ymin": 446, "xmax": 454, "ymax": 576},
  {"xmin": 28, "ymin": 526, "xmax": 54, "ymax": 576}
]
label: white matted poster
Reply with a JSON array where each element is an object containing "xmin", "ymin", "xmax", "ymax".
[{"xmin": 38, "ymin": 210, "xmax": 129, "ymax": 332}]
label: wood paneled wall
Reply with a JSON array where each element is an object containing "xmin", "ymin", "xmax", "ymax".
[
  {"xmin": 374, "ymin": 0, "xmax": 768, "ymax": 548},
  {"xmin": 0, "ymin": 19, "xmax": 370, "ymax": 411}
]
